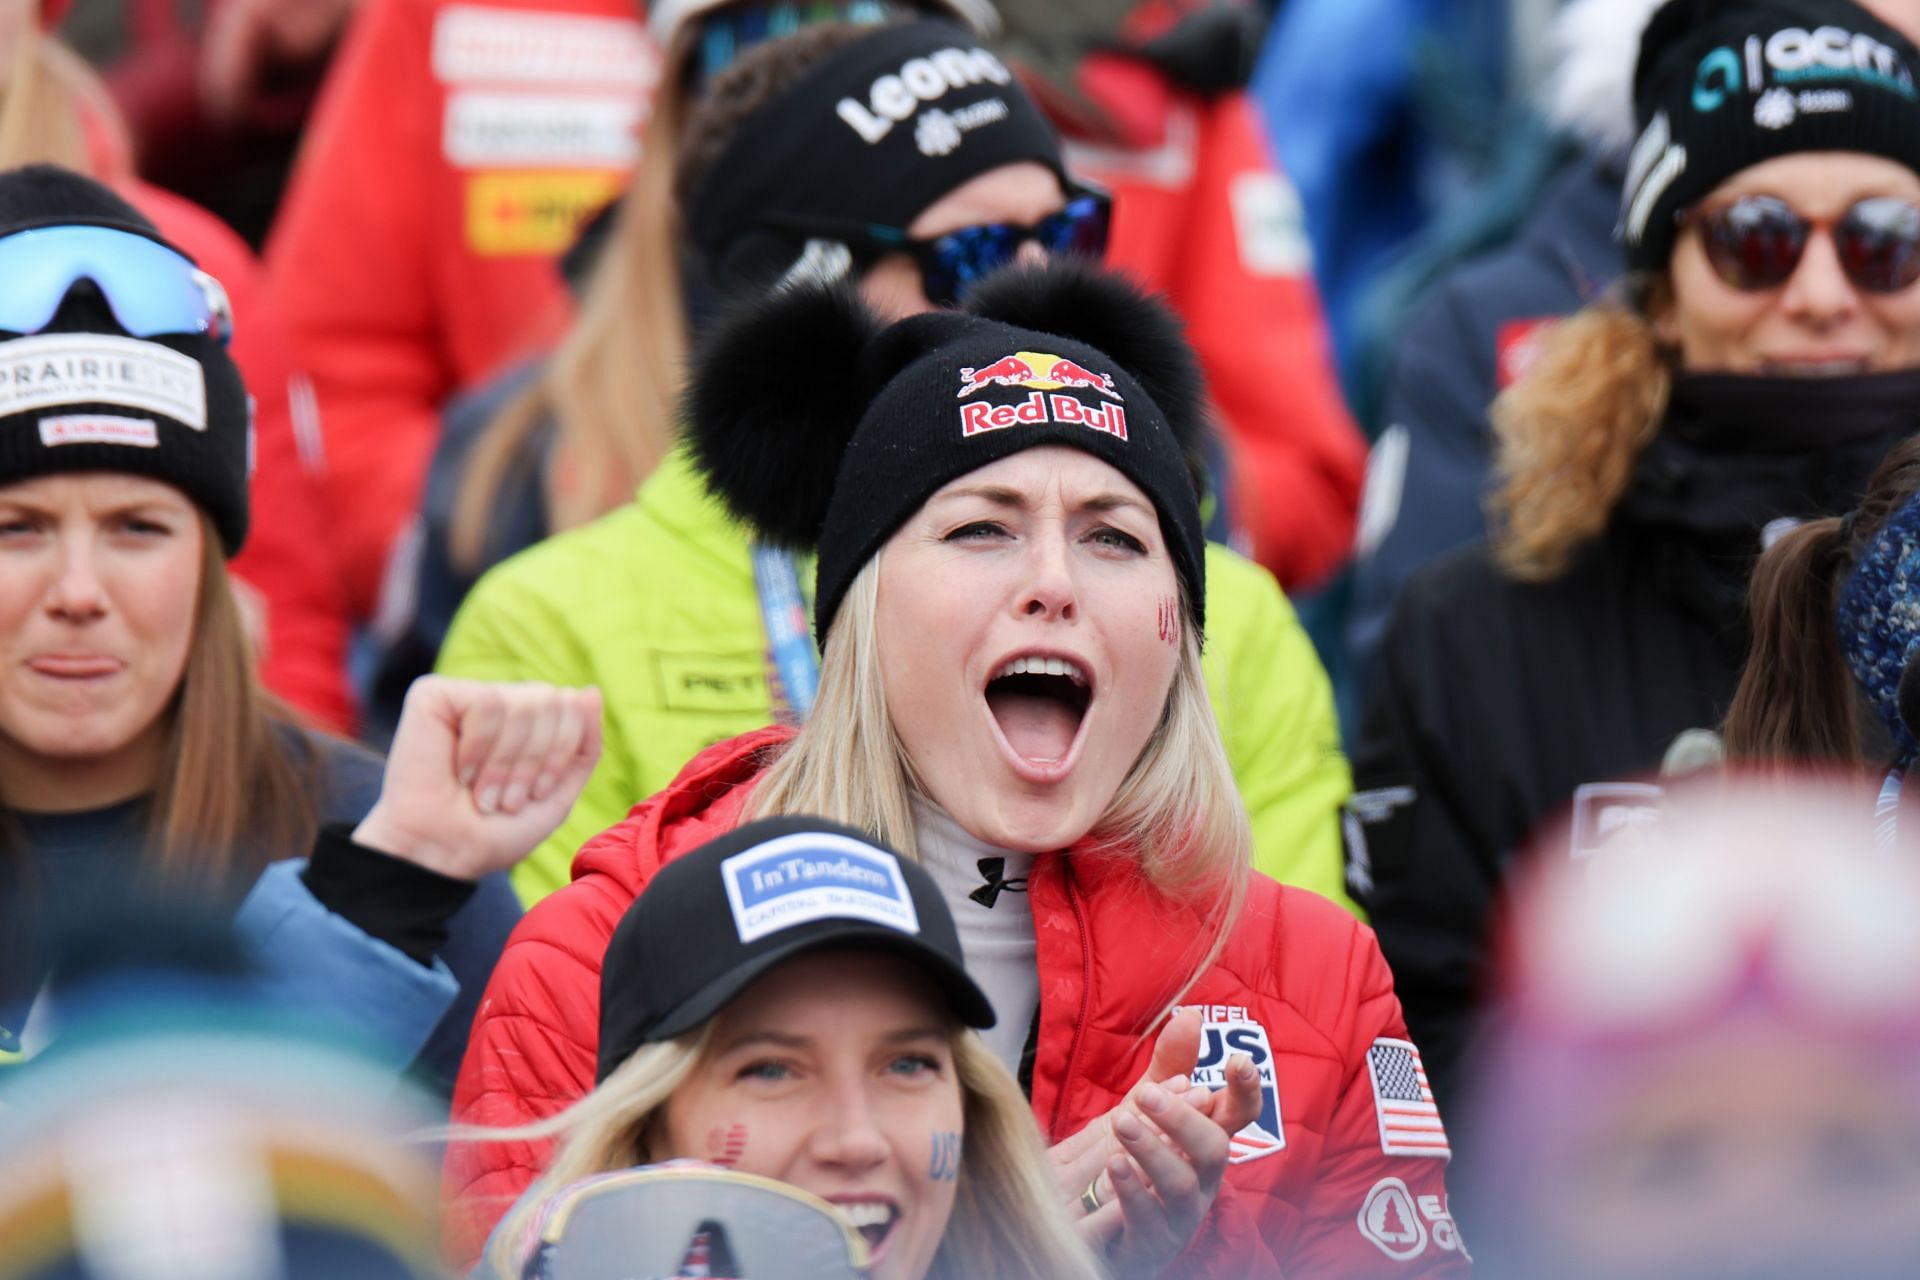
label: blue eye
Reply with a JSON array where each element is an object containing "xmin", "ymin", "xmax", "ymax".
[
  {"xmin": 945, "ymin": 521, "xmax": 1007, "ymax": 542},
  {"xmin": 888, "ymin": 1053, "xmax": 941, "ymax": 1077},
  {"xmin": 737, "ymin": 1059, "xmax": 792, "ymax": 1083},
  {"xmin": 1089, "ymin": 526, "xmax": 1145, "ymax": 553}
]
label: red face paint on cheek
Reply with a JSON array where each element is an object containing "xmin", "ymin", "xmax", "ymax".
[
  {"xmin": 1157, "ymin": 597, "xmax": 1180, "ymax": 648},
  {"xmin": 707, "ymin": 1123, "xmax": 747, "ymax": 1168}
]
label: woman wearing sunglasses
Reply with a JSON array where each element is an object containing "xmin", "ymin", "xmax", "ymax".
[
  {"xmin": 397, "ymin": 19, "xmax": 1355, "ymax": 920},
  {"xmin": 477, "ymin": 816, "xmax": 1105, "ymax": 1280},
  {"xmin": 1351, "ymin": 0, "xmax": 1920, "ymax": 1124},
  {"xmin": 0, "ymin": 166, "xmax": 599, "ymax": 1087}
]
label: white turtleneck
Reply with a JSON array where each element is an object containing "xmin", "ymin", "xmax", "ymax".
[{"xmin": 912, "ymin": 796, "xmax": 1040, "ymax": 1077}]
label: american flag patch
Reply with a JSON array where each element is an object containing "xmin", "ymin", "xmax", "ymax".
[{"xmin": 1367, "ymin": 1038, "xmax": 1450, "ymax": 1158}]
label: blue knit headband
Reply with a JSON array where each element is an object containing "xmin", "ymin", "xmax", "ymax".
[{"xmin": 1837, "ymin": 493, "xmax": 1920, "ymax": 763}]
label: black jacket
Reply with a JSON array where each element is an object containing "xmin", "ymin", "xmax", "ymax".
[{"xmin": 1350, "ymin": 379, "xmax": 1920, "ymax": 1119}]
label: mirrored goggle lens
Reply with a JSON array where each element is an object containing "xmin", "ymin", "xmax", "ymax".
[
  {"xmin": 924, "ymin": 196, "xmax": 1113, "ymax": 306},
  {"xmin": 694, "ymin": 0, "xmax": 900, "ymax": 86},
  {"xmin": 1837, "ymin": 196, "xmax": 1920, "ymax": 294},
  {"xmin": 1700, "ymin": 195, "xmax": 1808, "ymax": 291},
  {"xmin": 0, "ymin": 225, "xmax": 232, "ymax": 343}
]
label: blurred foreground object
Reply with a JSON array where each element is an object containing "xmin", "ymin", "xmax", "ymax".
[
  {"xmin": 497, "ymin": 1163, "xmax": 867, "ymax": 1280},
  {"xmin": 0, "ymin": 915, "xmax": 446, "ymax": 1280},
  {"xmin": 1460, "ymin": 776, "xmax": 1920, "ymax": 1280}
]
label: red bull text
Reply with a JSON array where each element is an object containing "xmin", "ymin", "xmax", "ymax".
[{"xmin": 960, "ymin": 391, "xmax": 1128, "ymax": 440}]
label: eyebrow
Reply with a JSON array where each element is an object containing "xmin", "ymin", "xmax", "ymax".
[{"xmin": 933, "ymin": 485, "xmax": 1155, "ymax": 518}]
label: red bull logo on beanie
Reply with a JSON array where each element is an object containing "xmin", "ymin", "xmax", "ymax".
[
  {"xmin": 1184, "ymin": 1005, "xmax": 1286, "ymax": 1164},
  {"xmin": 957, "ymin": 351, "xmax": 1127, "ymax": 441}
]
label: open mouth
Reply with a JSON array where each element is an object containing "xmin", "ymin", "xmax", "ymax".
[
  {"xmin": 984, "ymin": 655, "xmax": 1093, "ymax": 769},
  {"xmin": 837, "ymin": 1200, "xmax": 900, "ymax": 1254}
]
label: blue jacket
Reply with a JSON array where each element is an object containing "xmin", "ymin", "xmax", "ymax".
[
  {"xmin": 0, "ymin": 731, "xmax": 521, "ymax": 1091},
  {"xmin": 1346, "ymin": 149, "xmax": 1622, "ymax": 695},
  {"xmin": 1251, "ymin": 0, "xmax": 1509, "ymax": 381},
  {"xmin": 368, "ymin": 364, "xmax": 545, "ymax": 745}
]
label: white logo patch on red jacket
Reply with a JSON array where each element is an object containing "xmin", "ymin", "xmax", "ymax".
[
  {"xmin": 1186, "ymin": 1005, "xmax": 1285, "ymax": 1164},
  {"xmin": 1359, "ymin": 1177, "xmax": 1463, "ymax": 1261}
]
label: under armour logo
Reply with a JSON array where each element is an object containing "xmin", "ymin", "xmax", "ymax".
[{"xmin": 969, "ymin": 857, "xmax": 1029, "ymax": 908}]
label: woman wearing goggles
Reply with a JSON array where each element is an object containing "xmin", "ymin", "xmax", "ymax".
[{"xmin": 1352, "ymin": 0, "xmax": 1920, "ymax": 1130}]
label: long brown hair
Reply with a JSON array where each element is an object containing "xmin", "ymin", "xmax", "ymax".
[
  {"xmin": 0, "ymin": 513, "xmax": 322, "ymax": 887},
  {"xmin": 147, "ymin": 514, "xmax": 322, "ymax": 884},
  {"xmin": 1724, "ymin": 437, "xmax": 1920, "ymax": 768},
  {"xmin": 0, "ymin": 14, "xmax": 131, "ymax": 173}
]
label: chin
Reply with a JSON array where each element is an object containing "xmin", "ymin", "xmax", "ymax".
[{"xmin": 962, "ymin": 785, "xmax": 1103, "ymax": 855}]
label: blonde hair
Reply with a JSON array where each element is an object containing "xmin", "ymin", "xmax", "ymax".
[
  {"xmin": 480, "ymin": 1023, "xmax": 1104, "ymax": 1280},
  {"xmin": 1, "ymin": 513, "xmax": 321, "ymax": 886},
  {"xmin": 0, "ymin": 15, "xmax": 130, "ymax": 171},
  {"xmin": 1488, "ymin": 291, "xmax": 1674, "ymax": 582},
  {"xmin": 750, "ymin": 561, "xmax": 1252, "ymax": 1019},
  {"xmin": 449, "ymin": 30, "xmax": 696, "ymax": 572}
]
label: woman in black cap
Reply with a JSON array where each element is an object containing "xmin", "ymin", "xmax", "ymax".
[
  {"xmin": 1351, "ymin": 0, "xmax": 1920, "ymax": 1122},
  {"xmin": 0, "ymin": 165, "xmax": 597, "ymax": 1088},
  {"xmin": 479, "ymin": 816, "xmax": 1104, "ymax": 1280},
  {"xmin": 449, "ymin": 262, "xmax": 1466, "ymax": 1278}
]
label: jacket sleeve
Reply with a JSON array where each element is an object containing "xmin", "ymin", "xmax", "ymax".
[
  {"xmin": 444, "ymin": 910, "xmax": 604, "ymax": 1269},
  {"xmin": 232, "ymin": 860, "xmax": 459, "ymax": 1069},
  {"xmin": 264, "ymin": 0, "xmax": 445, "ymax": 619},
  {"xmin": 1347, "ymin": 577, "xmax": 1501, "ymax": 1117},
  {"xmin": 1170, "ymin": 94, "xmax": 1366, "ymax": 591},
  {"xmin": 1283, "ymin": 925, "xmax": 1469, "ymax": 1276},
  {"xmin": 1206, "ymin": 548, "xmax": 1359, "ymax": 915},
  {"xmin": 437, "ymin": 561, "xmax": 633, "ymax": 907},
  {"xmin": 1347, "ymin": 278, "xmax": 1499, "ymax": 697}
]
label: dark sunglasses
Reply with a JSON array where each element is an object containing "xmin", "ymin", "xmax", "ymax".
[
  {"xmin": 1685, "ymin": 194, "xmax": 1920, "ymax": 295},
  {"xmin": 766, "ymin": 189, "xmax": 1112, "ymax": 307}
]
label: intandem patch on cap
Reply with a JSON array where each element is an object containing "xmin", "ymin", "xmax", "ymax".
[{"xmin": 720, "ymin": 832, "xmax": 921, "ymax": 943}]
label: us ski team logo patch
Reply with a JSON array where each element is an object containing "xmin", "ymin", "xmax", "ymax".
[{"xmin": 1185, "ymin": 1005, "xmax": 1285, "ymax": 1164}]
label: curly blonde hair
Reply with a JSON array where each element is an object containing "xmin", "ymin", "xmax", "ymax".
[{"xmin": 1488, "ymin": 290, "xmax": 1675, "ymax": 581}]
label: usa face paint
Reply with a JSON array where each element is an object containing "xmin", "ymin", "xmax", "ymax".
[
  {"xmin": 707, "ymin": 1122, "xmax": 747, "ymax": 1168},
  {"xmin": 1157, "ymin": 595, "xmax": 1180, "ymax": 648},
  {"xmin": 928, "ymin": 1130, "xmax": 961, "ymax": 1182}
]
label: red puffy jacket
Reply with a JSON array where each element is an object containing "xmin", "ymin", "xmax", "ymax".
[{"xmin": 446, "ymin": 729, "xmax": 1468, "ymax": 1276}]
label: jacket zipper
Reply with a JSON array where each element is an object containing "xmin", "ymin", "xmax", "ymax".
[{"xmin": 1050, "ymin": 864, "xmax": 1095, "ymax": 1138}]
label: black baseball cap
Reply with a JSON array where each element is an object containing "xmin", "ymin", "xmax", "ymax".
[{"xmin": 597, "ymin": 816, "xmax": 995, "ymax": 1082}]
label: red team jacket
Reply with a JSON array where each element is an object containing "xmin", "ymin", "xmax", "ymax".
[
  {"xmin": 122, "ymin": 179, "xmax": 357, "ymax": 731},
  {"xmin": 445, "ymin": 729, "xmax": 1467, "ymax": 1276},
  {"xmin": 265, "ymin": 0, "xmax": 657, "ymax": 616},
  {"xmin": 267, "ymin": 0, "xmax": 1362, "ymax": 615}
]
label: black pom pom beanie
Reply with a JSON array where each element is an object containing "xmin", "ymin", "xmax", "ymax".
[{"xmin": 685, "ymin": 259, "xmax": 1211, "ymax": 642}]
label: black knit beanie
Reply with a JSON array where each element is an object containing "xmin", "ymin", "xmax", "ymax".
[
  {"xmin": 0, "ymin": 165, "xmax": 251, "ymax": 553},
  {"xmin": 1622, "ymin": 0, "xmax": 1920, "ymax": 275},
  {"xmin": 686, "ymin": 259, "xmax": 1210, "ymax": 641},
  {"xmin": 686, "ymin": 19, "xmax": 1067, "ymax": 293}
]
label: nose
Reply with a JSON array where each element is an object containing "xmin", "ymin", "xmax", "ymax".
[
  {"xmin": 1016, "ymin": 527, "xmax": 1077, "ymax": 623},
  {"xmin": 808, "ymin": 1081, "xmax": 890, "ymax": 1175},
  {"xmin": 1778, "ymin": 227, "xmax": 1861, "ymax": 327},
  {"xmin": 1013, "ymin": 239, "xmax": 1049, "ymax": 268},
  {"xmin": 45, "ymin": 535, "xmax": 108, "ymax": 623}
]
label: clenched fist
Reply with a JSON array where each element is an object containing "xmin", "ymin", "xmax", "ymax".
[{"xmin": 353, "ymin": 677, "xmax": 602, "ymax": 881}]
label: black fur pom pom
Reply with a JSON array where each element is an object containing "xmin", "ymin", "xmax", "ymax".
[
  {"xmin": 960, "ymin": 258, "xmax": 1212, "ymax": 467},
  {"xmin": 682, "ymin": 282, "xmax": 887, "ymax": 547}
]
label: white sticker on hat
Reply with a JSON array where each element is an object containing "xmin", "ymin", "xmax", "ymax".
[
  {"xmin": 39, "ymin": 415, "xmax": 159, "ymax": 449},
  {"xmin": 721, "ymin": 833, "xmax": 921, "ymax": 944},
  {"xmin": 0, "ymin": 335, "xmax": 206, "ymax": 431}
]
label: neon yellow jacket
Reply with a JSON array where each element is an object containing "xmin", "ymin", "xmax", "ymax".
[{"xmin": 439, "ymin": 450, "xmax": 1357, "ymax": 912}]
